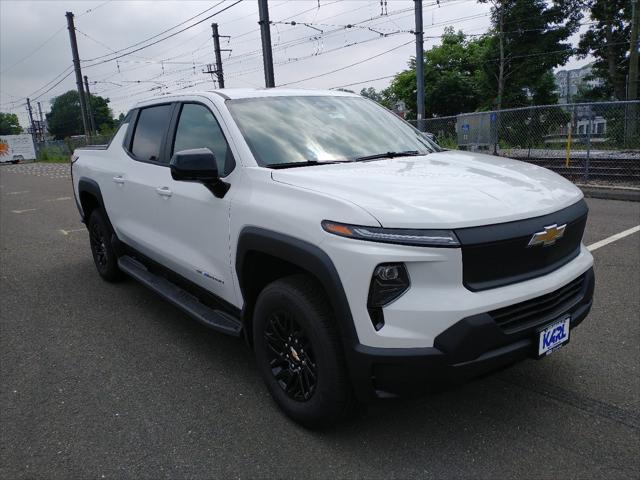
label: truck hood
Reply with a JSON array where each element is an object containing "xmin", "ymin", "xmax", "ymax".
[{"xmin": 271, "ymin": 150, "xmax": 583, "ymax": 229}]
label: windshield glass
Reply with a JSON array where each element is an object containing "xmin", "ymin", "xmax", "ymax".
[{"xmin": 227, "ymin": 96, "xmax": 441, "ymax": 166}]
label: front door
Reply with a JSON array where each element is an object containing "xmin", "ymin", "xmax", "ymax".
[{"xmin": 152, "ymin": 101, "xmax": 238, "ymax": 305}]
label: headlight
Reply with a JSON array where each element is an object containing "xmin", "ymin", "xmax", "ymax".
[{"xmin": 321, "ymin": 220, "xmax": 459, "ymax": 247}]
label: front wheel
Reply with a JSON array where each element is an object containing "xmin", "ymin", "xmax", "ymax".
[
  {"xmin": 253, "ymin": 274, "xmax": 354, "ymax": 428},
  {"xmin": 87, "ymin": 209, "xmax": 123, "ymax": 282}
]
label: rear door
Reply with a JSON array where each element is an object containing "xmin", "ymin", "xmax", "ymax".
[
  {"xmin": 112, "ymin": 103, "xmax": 177, "ymax": 257},
  {"xmin": 152, "ymin": 101, "xmax": 237, "ymax": 303}
]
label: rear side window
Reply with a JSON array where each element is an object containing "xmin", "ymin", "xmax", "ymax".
[
  {"xmin": 172, "ymin": 103, "xmax": 235, "ymax": 176},
  {"xmin": 131, "ymin": 104, "xmax": 173, "ymax": 162}
]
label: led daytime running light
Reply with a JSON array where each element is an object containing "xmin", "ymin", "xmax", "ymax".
[{"xmin": 322, "ymin": 220, "xmax": 459, "ymax": 247}]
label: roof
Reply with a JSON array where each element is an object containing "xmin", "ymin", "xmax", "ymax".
[{"xmin": 133, "ymin": 87, "xmax": 358, "ymax": 108}]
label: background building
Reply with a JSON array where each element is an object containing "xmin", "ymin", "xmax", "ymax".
[{"xmin": 554, "ymin": 64, "xmax": 603, "ymax": 104}]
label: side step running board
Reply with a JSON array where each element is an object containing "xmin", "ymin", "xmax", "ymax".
[{"xmin": 118, "ymin": 255, "xmax": 242, "ymax": 337}]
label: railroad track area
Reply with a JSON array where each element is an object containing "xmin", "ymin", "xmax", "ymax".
[{"xmin": 506, "ymin": 156, "xmax": 640, "ymax": 186}]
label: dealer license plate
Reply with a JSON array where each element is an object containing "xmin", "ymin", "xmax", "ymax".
[{"xmin": 538, "ymin": 317, "xmax": 570, "ymax": 357}]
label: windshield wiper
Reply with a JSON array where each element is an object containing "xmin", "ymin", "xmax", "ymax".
[
  {"xmin": 353, "ymin": 150, "xmax": 422, "ymax": 162},
  {"xmin": 265, "ymin": 160, "xmax": 349, "ymax": 169}
]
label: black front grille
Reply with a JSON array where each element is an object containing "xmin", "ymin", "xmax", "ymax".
[
  {"xmin": 456, "ymin": 200, "xmax": 588, "ymax": 291},
  {"xmin": 489, "ymin": 273, "xmax": 586, "ymax": 333}
]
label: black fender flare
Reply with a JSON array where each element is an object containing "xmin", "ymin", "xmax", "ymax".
[
  {"xmin": 77, "ymin": 177, "xmax": 119, "ymax": 249},
  {"xmin": 235, "ymin": 227, "xmax": 358, "ymax": 344},
  {"xmin": 77, "ymin": 177, "xmax": 106, "ymax": 221}
]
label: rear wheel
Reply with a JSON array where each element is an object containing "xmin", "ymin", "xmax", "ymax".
[
  {"xmin": 88, "ymin": 209, "xmax": 123, "ymax": 282},
  {"xmin": 253, "ymin": 274, "xmax": 354, "ymax": 428}
]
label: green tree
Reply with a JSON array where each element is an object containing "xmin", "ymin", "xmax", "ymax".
[
  {"xmin": 478, "ymin": 0, "xmax": 583, "ymax": 109},
  {"xmin": 359, "ymin": 86, "xmax": 393, "ymax": 109},
  {"xmin": 382, "ymin": 29, "xmax": 488, "ymax": 119},
  {"xmin": 0, "ymin": 112, "xmax": 22, "ymax": 134},
  {"xmin": 577, "ymin": 0, "xmax": 632, "ymax": 100},
  {"xmin": 46, "ymin": 90, "xmax": 115, "ymax": 139}
]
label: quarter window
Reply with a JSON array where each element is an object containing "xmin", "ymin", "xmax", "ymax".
[
  {"xmin": 173, "ymin": 103, "xmax": 234, "ymax": 176},
  {"xmin": 131, "ymin": 104, "xmax": 173, "ymax": 162}
]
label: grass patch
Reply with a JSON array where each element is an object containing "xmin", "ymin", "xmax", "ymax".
[{"xmin": 37, "ymin": 146, "xmax": 69, "ymax": 163}]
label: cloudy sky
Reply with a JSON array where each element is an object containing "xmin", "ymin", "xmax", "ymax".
[{"xmin": 0, "ymin": 0, "xmax": 593, "ymax": 127}]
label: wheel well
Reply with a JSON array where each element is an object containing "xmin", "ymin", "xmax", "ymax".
[
  {"xmin": 241, "ymin": 250, "xmax": 319, "ymax": 344},
  {"xmin": 79, "ymin": 191, "xmax": 100, "ymax": 220}
]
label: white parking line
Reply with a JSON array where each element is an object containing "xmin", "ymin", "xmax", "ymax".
[
  {"xmin": 4, "ymin": 190, "xmax": 29, "ymax": 195},
  {"xmin": 46, "ymin": 196, "xmax": 72, "ymax": 202},
  {"xmin": 59, "ymin": 228, "xmax": 86, "ymax": 236},
  {"xmin": 587, "ymin": 225, "xmax": 640, "ymax": 252},
  {"xmin": 11, "ymin": 208, "xmax": 38, "ymax": 214}
]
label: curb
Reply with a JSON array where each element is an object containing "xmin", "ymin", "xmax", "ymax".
[{"xmin": 578, "ymin": 185, "xmax": 640, "ymax": 202}]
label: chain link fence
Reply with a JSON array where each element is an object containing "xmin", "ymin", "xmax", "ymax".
[
  {"xmin": 35, "ymin": 134, "xmax": 112, "ymax": 162},
  {"xmin": 411, "ymin": 101, "xmax": 640, "ymax": 187}
]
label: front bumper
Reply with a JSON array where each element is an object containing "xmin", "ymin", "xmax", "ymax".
[{"xmin": 346, "ymin": 267, "xmax": 594, "ymax": 400}]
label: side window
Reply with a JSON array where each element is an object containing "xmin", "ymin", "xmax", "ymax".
[
  {"xmin": 130, "ymin": 104, "xmax": 173, "ymax": 162},
  {"xmin": 172, "ymin": 103, "xmax": 235, "ymax": 176}
]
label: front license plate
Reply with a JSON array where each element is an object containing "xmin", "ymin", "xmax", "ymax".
[{"xmin": 538, "ymin": 316, "xmax": 570, "ymax": 357}]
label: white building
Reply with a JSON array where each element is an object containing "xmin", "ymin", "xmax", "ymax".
[{"xmin": 554, "ymin": 64, "xmax": 603, "ymax": 103}]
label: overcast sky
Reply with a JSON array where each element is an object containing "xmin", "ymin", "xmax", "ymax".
[{"xmin": 0, "ymin": 0, "xmax": 593, "ymax": 127}]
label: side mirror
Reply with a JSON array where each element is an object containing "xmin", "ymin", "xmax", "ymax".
[
  {"xmin": 170, "ymin": 148, "xmax": 219, "ymax": 182},
  {"xmin": 169, "ymin": 148, "xmax": 230, "ymax": 198}
]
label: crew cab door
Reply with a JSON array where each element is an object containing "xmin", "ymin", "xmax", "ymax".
[
  {"xmin": 152, "ymin": 101, "xmax": 237, "ymax": 304},
  {"xmin": 110, "ymin": 103, "xmax": 176, "ymax": 255}
]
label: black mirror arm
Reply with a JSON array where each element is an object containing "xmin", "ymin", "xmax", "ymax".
[{"xmin": 205, "ymin": 178, "xmax": 230, "ymax": 198}]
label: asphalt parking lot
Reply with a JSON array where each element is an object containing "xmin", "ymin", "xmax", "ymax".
[{"xmin": 1, "ymin": 163, "xmax": 639, "ymax": 479}]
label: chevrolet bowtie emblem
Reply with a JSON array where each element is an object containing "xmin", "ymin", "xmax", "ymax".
[{"xmin": 528, "ymin": 224, "xmax": 566, "ymax": 247}]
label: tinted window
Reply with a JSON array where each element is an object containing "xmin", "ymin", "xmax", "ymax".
[
  {"xmin": 131, "ymin": 104, "xmax": 173, "ymax": 162},
  {"xmin": 172, "ymin": 103, "xmax": 234, "ymax": 176}
]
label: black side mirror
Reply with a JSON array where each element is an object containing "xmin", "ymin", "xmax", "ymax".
[
  {"xmin": 170, "ymin": 148, "xmax": 219, "ymax": 182},
  {"xmin": 169, "ymin": 148, "xmax": 229, "ymax": 198}
]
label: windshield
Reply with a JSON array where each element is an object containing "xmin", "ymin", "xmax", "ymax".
[{"xmin": 227, "ymin": 96, "xmax": 441, "ymax": 167}]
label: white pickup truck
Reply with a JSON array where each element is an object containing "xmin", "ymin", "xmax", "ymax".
[{"xmin": 71, "ymin": 89, "xmax": 594, "ymax": 427}]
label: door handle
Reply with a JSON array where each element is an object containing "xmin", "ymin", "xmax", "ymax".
[
  {"xmin": 113, "ymin": 175, "xmax": 125, "ymax": 184},
  {"xmin": 156, "ymin": 186, "xmax": 172, "ymax": 198}
]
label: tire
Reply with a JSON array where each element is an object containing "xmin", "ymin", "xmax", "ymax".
[
  {"xmin": 253, "ymin": 274, "xmax": 354, "ymax": 428},
  {"xmin": 87, "ymin": 208, "xmax": 123, "ymax": 282}
]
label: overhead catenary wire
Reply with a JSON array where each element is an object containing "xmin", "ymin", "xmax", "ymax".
[
  {"xmin": 81, "ymin": 0, "xmax": 243, "ymax": 70},
  {"xmin": 80, "ymin": 0, "xmax": 228, "ymax": 63},
  {"xmin": 278, "ymin": 39, "xmax": 414, "ymax": 87}
]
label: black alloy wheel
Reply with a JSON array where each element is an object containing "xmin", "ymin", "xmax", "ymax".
[
  {"xmin": 87, "ymin": 209, "xmax": 123, "ymax": 282},
  {"xmin": 264, "ymin": 310, "xmax": 317, "ymax": 401},
  {"xmin": 253, "ymin": 274, "xmax": 354, "ymax": 428},
  {"xmin": 89, "ymin": 221, "xmax": 108, "ymax": 269}
]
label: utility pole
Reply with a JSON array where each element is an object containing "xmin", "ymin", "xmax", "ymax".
[
  {"xmin": 629, "ymin": 0, "xmax": 638, "ymax": 101},
  {"xmin": 258, "ymin": 0, "xmax": 275, "ymax": 88},
  {"xmin": 414, "ymin": 0, "xmax": 425, "ymax": 130},
  {"xmin": 629, "ymin": 0, "xmax": 639, "ymax": 139},
  {"xmin": 26, "ymin": 98, "xmax": 37, "ymax": 147},
  {"xmin": 65, "ymin": 11, "xmax": 91, "ymax": 138},
  {"xmin": 84, "ymin": 75, "xmax": 97, "ymax": 134},
  {"xmin": 212, "ymin": 24, "xmax": 228, "ymax": 88},
  {"xmin": 204, "ymin": 24, "xmax": 231, "ymax": 88},
  {"xmin": 37, "ymin": 101, "xmax": 45, "ymax": 141}
]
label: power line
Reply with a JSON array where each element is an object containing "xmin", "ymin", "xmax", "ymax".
[
  {"xmin": 26, "ymin": 66, "xmax": 74, "ymax": 99},
  {"xmin": 330, "ymin": 74, "xmax": 397, "ymax": 89},
  {"xmin": 82, "ymin": 1, "xmax": 243, "ymax": 70},
  {"xmin": 278, "ymin": 39, "xmax": 414, "ymax": 87},
  {"xmin": 77, "ymin": 0, "xmax": 113, "ymax": 18},
  {"xmin": 0, "ymin": 26, "xmax": 66, "ymax": 74},
  {"xmin": 81, "ymin": 0, "xmax": 228, "ymax": 63},
  {"xmin": 32, "ymin": 70, "xmax": 76, "ymax": 102}
]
